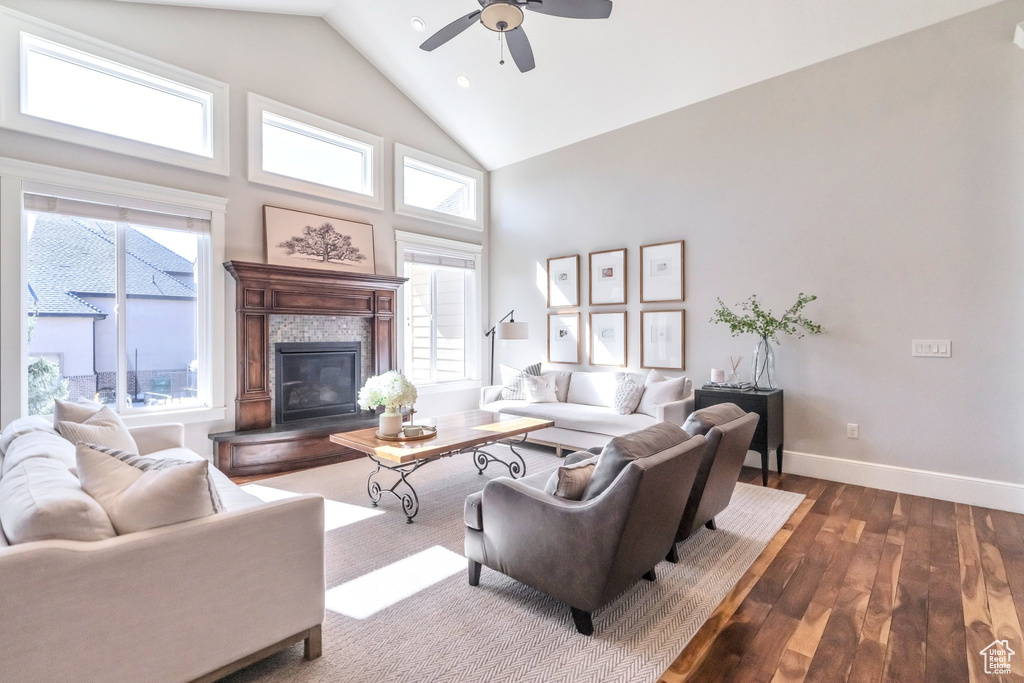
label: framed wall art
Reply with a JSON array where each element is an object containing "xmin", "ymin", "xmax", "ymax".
[
  {"xmin": 548, "ymin": 312, "xmax": 581, "ymax": 364},
  {"xmin": 264, "ymin": 205, "xmax": 376, "ymax": 274},
  {"xmin": 641, "ymin": 309, "xmax": 685, "ymax": 370},
  {"xmin": 640, "ymin": 240, "xmax": 684, "ymax": 303},
  {"xmin": 589, "ymin": 248, "xmax": 627, "ymax": 306},
  {"xmin": 547, "ymin": 255, "xmax": 580, "ymax": 308},
  {"xmin": 589, "ymin": 311, "xmax": 627, "ymax": 367}
]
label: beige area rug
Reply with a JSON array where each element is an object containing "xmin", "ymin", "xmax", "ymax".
[{"xmin": 224, "ymin": 444, "xmax": 803, "ymax": 683}]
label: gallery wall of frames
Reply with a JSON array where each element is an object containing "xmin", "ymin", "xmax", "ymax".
[{"xmin": 545, "ymin": 241, "xmax": 685, "ymax": 370}]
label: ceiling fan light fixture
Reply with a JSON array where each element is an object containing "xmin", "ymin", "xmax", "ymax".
[
  {"xmin": 480, "ymin": 2, "xmax": 524, "ymax": 32},
  {"xmin": 410, "ymin": 16, "xmax": 426, "ymax": 32}
]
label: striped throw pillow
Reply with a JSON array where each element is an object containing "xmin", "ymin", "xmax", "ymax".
[{"xmin": 499, "ymin": 362, "xmax": 541, "ymax": 401}]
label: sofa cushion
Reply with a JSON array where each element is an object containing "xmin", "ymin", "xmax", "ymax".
[
  {"xmin": 483, "ymin": 400, "xmax": 656, "ymax": 437},
  {"xmin": 612, "ymin": 372, "xmax": 645, "ymax": 415},
  {"xmin": 76, "ymin": 443, "xmax": 222, "ymax": 535},
  {"xmin": 0, "ymin": 457, "xmax": 116, "ymax": 544},
  {"xmin": 0, "ymin": 416, "xmax": 58, "ymax": 455},
  {"xmin": 542, "ymin": 370, "xmax": 572, "ymax": 402},
  {"xmin": 682, "ymin": 402, "xmax": 747, "ymax": 437},
  {"xmin": 636, "ymin": 371, "xmax": 692, "ymax": 418},
  {"xmin": 499, "ymin": 362, "xmax": 541, "ymax": 400},
  {"xmin": 566, "ymin": 372, "xmax": 618, "ymax": 407},
  {"xmin": 2, "ymin": 430, "xmax": 77, "ymax": 477},
  {"xmin": 52, "ymin": 398, "xmax": 103, "ymax": 432},
  {"xmin": 523, "ymin": 374, "xmax": 558, "ymax": 403},
  {"xmin": 59, "ymin": 406, "xmax": 138, "ymax": 453},
  {"xmin": 584, "ymin": 422, "xmax": 691, "ymax": 500}
]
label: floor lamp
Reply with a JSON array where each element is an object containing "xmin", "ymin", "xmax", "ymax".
[{"xmin": 485, "ymin": 310, "xmax": 529, "ymax": 385}]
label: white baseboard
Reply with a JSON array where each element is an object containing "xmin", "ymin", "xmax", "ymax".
[{"xmin": 745, "ymin": 449, "xmax": 1024, "ymax": 515}]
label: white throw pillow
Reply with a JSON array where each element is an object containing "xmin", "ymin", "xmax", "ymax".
[
  {"xmin": 636, "ymin": 372, "xmax": 692, "ymax": 417},
  {"xmin": 58, "ymin": 406, "xmax": 138, "ymax": 454},
  {"xmin": 499, "ymin": 362, "xmax": 541, "ymax": 400},
  {"xmin": 540, "ymin": 369, "xmax": 572, "ymax": 402},
  {"xmin": 76, "ymin": 443, "xmax": 223, "ymax": 535},
  {"xmin": 612, "ymin": 372, "xmax": 646, "ymax": 415},
  {"xmin": 53, "ymin": 398, "xmax": 103, "ymax": 432},
  {"xmin": 0, "ymin": 457, "xmax": 116, "ymax": 544},
  {"xmin": 523, "ymin": 374, "xmax": 558, "ymax": 403}
]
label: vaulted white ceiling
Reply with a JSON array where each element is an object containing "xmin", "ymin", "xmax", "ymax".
[{"xmin": 119, "ymin": 0, "xmax": 1000, "ymax": 169}]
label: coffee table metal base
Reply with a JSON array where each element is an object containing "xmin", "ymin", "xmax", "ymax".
[{"xmin": 366, "ymin": 436, "xmax": 528, "ymax": 523}]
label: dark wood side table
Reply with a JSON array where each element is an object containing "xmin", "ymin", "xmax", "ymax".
[{"xmin": 694, "ymin": 387, "xmax": 783, "ymax": 486}]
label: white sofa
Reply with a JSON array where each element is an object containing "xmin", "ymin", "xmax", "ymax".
[
  {"xmin": 481, "ymin": 371, "xmax": 694, "ymax": 455},
  {"xmin": 0, "ymin": 417, "xmax": 325, "ymax": 683}
]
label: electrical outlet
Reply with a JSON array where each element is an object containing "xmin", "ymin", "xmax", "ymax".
[{"xmin": 847, "ymin": 423, "xmax": 859, "ymax": 439}]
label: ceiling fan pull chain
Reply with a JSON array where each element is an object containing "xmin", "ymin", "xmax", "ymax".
[{"xmin": 499, "ymin": 30, "xmax": 505, "ymax": 66}]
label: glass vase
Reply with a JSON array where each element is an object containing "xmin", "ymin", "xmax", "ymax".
[{"xmin": 752, "ymin": 337, "xmax": 776, "ymax": 390}]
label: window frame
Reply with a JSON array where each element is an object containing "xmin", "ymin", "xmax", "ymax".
[
  {"xmin": 395, "ymin": 143, "xmax": 485, "ymax": 231},
  {"xmin": 0, "ymin": 156, "xmax": 228, "ymax": 427},
  {"xmin": 248, "ymin": 93, "xmax": 383, "ymax": 209},
  {"xmin": 395, "ymin": 230, "xmax": 483, "ymax": 392},
  {"xmin": 0, "ymin": 7, "xmax": 230, "ymax": 176}
]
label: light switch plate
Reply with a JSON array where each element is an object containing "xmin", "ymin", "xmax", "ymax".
[{"xmin": 912, "ymin": 340, "xmax": 951, "ymax": 358}]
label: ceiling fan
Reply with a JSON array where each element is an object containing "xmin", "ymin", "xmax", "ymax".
[{"xmin": 420, "ymin": 0, "xmax": 613, "ymax": 73}]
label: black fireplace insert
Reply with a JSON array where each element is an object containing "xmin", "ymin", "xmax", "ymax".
[{"xmin": 274, "ymin": 341, "xmax": 360, "ymax": 424}]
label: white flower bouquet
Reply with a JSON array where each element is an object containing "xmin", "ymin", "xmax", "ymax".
[{"xmin": 358, "ymin": 371, "xmax": 418, "ymax": 413}]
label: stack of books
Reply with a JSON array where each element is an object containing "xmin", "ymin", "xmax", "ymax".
[{"xmin": 702, "ymin": 381, "xmax": 755, "ymax": 391}]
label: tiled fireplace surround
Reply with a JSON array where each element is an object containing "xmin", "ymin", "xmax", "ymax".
[{"xmin": 267, "ymin": 315, "xmax": 373, "ymax": 425}]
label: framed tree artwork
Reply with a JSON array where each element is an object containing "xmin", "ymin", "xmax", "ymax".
[
  {"xmin": 264, "ymin": 205, "xmax": 376, "ymax": 274},
  {"xmin": 640, "ymin": 240, "xmax": 684, "ymax": 303},
  {"xmin": 589, "ymin": 312, "xmax": 627, "ymax": 367},
  {"xmin": 641, "ymin": 310, "xmax": 685, "ymax": 370},
  {"xmin": 548, "ymin": 312, "xmax": 581, "ymax": 364},
  {"xmin": 589, "ymin": 248, "xmax": 627, "ymax": 305},
  {"xmin": 547, "ymin": 255, "xmax": 580, "ymax": 308}
]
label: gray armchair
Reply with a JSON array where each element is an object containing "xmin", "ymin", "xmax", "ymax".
[
  {"xmin": 667, "ymin": 404, "xmax": 759, "ymax": 561},
  {"xmin": 464, "ymin": 423, "xmax": 705, "ymax": 635}
]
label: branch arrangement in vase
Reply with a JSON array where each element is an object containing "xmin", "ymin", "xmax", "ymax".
[{"xmin": 710, "ymin": 293, "xmax": 823, "ymax": 389}]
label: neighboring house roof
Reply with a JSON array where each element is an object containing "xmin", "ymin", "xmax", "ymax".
[
  {"xmin": 434, "ymin": 187, "xmax": 468, "ymax": 217},
  {"xmin": 27, "ymin": 216, "xmax": 197, "ymax": 317}
]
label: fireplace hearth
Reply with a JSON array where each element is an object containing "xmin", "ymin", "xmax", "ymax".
[{"xmin": 274, "ymin": 342, "xmax": 360, "ymax": 424}]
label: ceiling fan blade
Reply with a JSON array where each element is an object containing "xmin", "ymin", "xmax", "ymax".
[
  {"xmin": 420, "ymin": 10, "xmax": 481, "ymax": 51},
  {"xmin": 505, "ymin": 26, "xmax": 535, "ymax": 73},
  {"xmin": 524, "ymin": 0, "xmax": 612, "ymax": 19}
]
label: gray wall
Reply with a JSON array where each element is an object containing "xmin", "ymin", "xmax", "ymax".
[
  {"xmin": 490, "ymin": 1, "xmax": 1024, "ymax": 484},
  {"xmin": 0, "ymin": 0, "xmax": 486, "ymax": 451}
]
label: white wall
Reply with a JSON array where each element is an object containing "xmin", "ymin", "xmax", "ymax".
[
  {"xmin": 490, "ymin": 2, "xmax": 1024, "ymax": 503},
  {"xmin": 0, "ymin": 0, "xmax": 486, "ymax": 453}
]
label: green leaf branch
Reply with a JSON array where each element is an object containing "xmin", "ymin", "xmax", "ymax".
[{"xmin": 711, "ymin": 293, "xmax": 824, "ymax": 344}]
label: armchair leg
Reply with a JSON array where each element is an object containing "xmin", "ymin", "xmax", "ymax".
[
  {"xmin": 571, "ymin": 608, "xmax": 594, "ymax": 636},
  {"xmin": 643, "ymin": 568, "xmax": 657, "ymax": 582},
  {"xmin": 706, "ymin": 518, "xmax": 717, "ymax": 531},
  {"xmin": 304, "ymin": 625, "xmax": 322, "ymax": 661},
  {"xmin": 468, "ymin": 559, "xmax": 482, "ymax": 587},
  {"xmin": 666, "ymin": 544, "xmax": 680, "ymax": 564}
]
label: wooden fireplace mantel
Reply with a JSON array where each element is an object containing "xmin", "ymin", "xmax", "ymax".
[{"xmin": 214, "ymin": 260, "xmax": 406, "ymax": 477}]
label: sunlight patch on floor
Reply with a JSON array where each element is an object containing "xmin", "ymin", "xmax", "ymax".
[
  {"xmin": 241, "ymin": 484, "xmax": 383, "ymax": 531},
  {"xmin": 325, "ymin": 545, "xmax": 466, "ymax": 619}
]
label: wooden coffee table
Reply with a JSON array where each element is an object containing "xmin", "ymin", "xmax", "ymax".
[{"xmin": 330, "ymin": 410, "xmax": 554, "ymax": 523}]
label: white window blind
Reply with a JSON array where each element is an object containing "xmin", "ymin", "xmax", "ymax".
[
  {"xmin": 403, "ymin": 248, "xmax": 476, "ymax": 270},
  {"xmin": 23, "ymin": 186, "xmax": 211, "ymax": 233}
]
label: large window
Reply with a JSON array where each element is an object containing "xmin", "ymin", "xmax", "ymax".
[
  {"xmin": 248, "ymin": 93, "xmax": 382, "ymax": 207},
  {"xmin": 0, "ymin": 8, "xmax": 229, "ymax": 174},
  {"xmin": 396, "ymin": 232, "xmax": 481, "ymax": 386},
  {"xmin": 395, "ymin": 144, "xmax": 484, "ymax": 230},
  {"xmin": 22, "ymin": 185, "xmax": 214, "ymax": 416}
]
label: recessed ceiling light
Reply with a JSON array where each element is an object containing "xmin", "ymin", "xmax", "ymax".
[
  {"xmin": 456, "ymin": 75, "xmax": 471, "ymax": 88},
  {"xmin": 410, "ymin": 17, "xmax": 426, "ymax": 32}
]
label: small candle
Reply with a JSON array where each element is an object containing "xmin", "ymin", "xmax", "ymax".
[{"xmin": 711, "ymin": 368, "xmax": 726, "ymax": 383}]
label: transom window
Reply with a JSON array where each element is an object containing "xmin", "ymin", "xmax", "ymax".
[
  {"xmin": 395, "ymin": 144, "xmax": 484, "ymax": 230},
  {"xmin": 248, "ymin": 93, "xmax": 382, "ymax": 207},
  {"xmin": 0, "ymin": 7, "xmax": 229, "ymax": 174}
]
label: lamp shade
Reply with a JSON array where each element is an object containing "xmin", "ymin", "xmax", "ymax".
[{"xmin": 498, "ymin": 321, "xmax": 529, "ymax": 340}]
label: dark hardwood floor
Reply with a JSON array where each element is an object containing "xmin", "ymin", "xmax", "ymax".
[{"xmin": 660, "ymin": 466, "xmax": 1024, "ymax": 683}]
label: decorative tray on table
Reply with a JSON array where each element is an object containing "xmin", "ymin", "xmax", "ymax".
[{"xmin": 374, "ymin": 425, "xmax": 438, "ymax": 442}]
